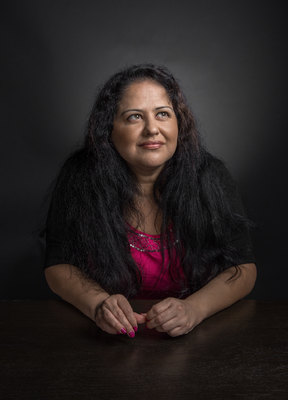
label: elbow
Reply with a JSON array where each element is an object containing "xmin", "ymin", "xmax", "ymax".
[
  {"xmin": 44, "ymin": 263, "xmax": 76, "ymax": 298},
  {"xmin": 44, "ymin": 265, "xmax": 63, "ymax": 296},
  {"xmin": 44, "ymin": 267, "xmax": 56, "ymax": 294},
  {"xmin": 241, "ymin": 263, "xmax": 257, "ymax": 296}
]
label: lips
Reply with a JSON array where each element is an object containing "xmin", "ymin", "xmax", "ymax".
[{"xmin": 139, "ymin": 141, "xmax": 164, "ymax": 149}]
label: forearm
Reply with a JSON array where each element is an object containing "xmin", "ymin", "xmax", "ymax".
[
  {"xmin": 44, "ymin": 264, "xmax": 110, "ymax": 321},
  {"xmin": 185, "ymin": 263, "xmax": 257, "ymax": 324}
]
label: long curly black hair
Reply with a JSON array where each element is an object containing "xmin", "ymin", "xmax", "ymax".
[{"xmin": 46, "ymin": 64, "xmax": 253, "ymax": 298}]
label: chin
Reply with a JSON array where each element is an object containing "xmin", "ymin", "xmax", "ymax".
[
  {"xmin": 140, "ymin": 161, "xmax": 167, "ymax": 171},
  {"xmin": 126, "ymin": 154, "xmax": 174, "ymax": 174}
]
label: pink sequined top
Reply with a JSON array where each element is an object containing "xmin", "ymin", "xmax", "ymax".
[{"xmin": 126, "ymin": 224, "xmax": 187, "ymax": 299}]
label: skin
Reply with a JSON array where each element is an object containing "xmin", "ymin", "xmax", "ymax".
[
  {"xmin": 111, "ymin": 79, "xmax": 178, "ymax": 234},
  {"xmin": 111, "ymin": 79, "xmax": 178, "ymax": 181},
  {"xmin": 45, "ymin": 79, "xmax": 257, "ymax": 338}
]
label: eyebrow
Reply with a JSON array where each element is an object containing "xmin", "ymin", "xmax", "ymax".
[{"xmin": 120, "ymin": 106, "xmax": 173, "ymax": 116}]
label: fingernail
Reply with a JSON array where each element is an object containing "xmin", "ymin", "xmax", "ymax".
[
  {"xmin": 128, "ymin": 330, "xmax": 135, "ymax": 338},
  {"xmin": 133, "ymin": 326, "xmax": 138, "ymax": 332},
  {"xmin": 120, "ymin": 328, "xmax": 127, "ymax": 334}
]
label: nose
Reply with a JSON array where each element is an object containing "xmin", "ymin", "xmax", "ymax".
[{"xmin": 143, "ymin": 116, "xmax": 159, "ymax": 136}]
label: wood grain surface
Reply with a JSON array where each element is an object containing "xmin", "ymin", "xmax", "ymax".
[{"xmin": 0, "ymin": 299, "xmax": 287, "ymax": 399}]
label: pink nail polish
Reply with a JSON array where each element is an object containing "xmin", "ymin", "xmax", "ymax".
[
  {"xmin": 120, "ymin": 328, "xmax": 127, "ymax": 334},
  {"xmin": 128, "ymin": 331, "xmax": 135, "ymax": 338},
  {"xmin": 133, "ymin": 326, "xmax": 138, "ymax": 332}
]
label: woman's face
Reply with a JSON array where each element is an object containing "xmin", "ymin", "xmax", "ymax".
[{"xmin": 111, "ymin": 80, "xmax": 178, "ymax": 176}]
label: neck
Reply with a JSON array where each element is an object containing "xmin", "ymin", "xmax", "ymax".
[
  {"xmin": 137, "ymin": 177, "xmax": 155, "ymax": 200},
  {"xmin": 130, "ymin": 164, "xmax": 163, "ymax": 199}
]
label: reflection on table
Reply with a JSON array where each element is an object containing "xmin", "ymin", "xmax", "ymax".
[{"xmin": 0, "ymin": 299, "xmax": 287, "ymax": 399}]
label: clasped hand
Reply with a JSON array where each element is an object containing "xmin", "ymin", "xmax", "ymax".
[{"xmin": 94, "ymin": 294, "xmax": 200, "ymax": 337}]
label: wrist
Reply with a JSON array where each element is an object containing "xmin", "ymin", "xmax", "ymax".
[
  {"xmin": 184, "ymin": 294, "xmax": 208, "ymax": 326},
  {"xmin": 89, "ymin": 291, "xmax": 111, "ymax": 322}
]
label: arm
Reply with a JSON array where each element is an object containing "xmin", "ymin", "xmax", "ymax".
[
  {"xmin": 45, "ymin": 264, "xmax": 145, "ymax": 336},
  {"xmin": 186, "ymin": 262, "xmax": 257, "ymax": 321},
  {"xmin": 45, "ymin": 264, "xmax": 110, "ymax": 321},
  {"xmin": 145, "ymin": 263, "xmax": 257, "ymax": 337}
]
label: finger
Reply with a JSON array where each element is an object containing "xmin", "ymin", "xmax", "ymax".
[
  {"xmin": 154, "ymin": 317, "xmax": 182, "ymax": 333},
  {"xmin": 99, "ymin": 319, "xmax": 119, "ymax": 335},
  {"xmin": 146, "ymin": 306, "xmax": 177, "ymax": 329},
  {"xmin": 154, "ymin": 325, "xmax": 165, "ymax": 332},
  {"xmin": 104, "ymin": 302, "xmax": 136, "ymax": 337},
  {"xmin": 167, "ymin": 325, "xmax": 192, "ymax": 337},
  {"xmin": 146, "ymin": 298, "xmax": 173, "ymax": 321},
  {"xmin": 116, "ymin": 297, "xmax": 138, "ymax": 334},
  {"xmin": 95, "ymin": 307, "xmax": 124, "ymax": 334},
  {"xmin": 134, "ymin": 312, "xmax": 146, "ymax": 324}
]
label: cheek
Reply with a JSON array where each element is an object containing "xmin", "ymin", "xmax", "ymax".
[
  {"xmin": 111, "ymin": 128, "xmax": 126, "ymax": 147},
  {"xmin": 113, "ymin": 135, "xmax": 133, "ymax": 151},
  {"xmin": 171, "ymin": 123, "xmax": 179, "ymax": 145},
  {"xmin": 111, "ymin": 130, "xmax": 135, "ymax": 159}
]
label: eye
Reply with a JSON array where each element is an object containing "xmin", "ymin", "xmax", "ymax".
[
  {"xmin": 156, "ymin": 111, "xmax": 169, "ymax": 119},
  {"xmin": 127, "ymin": 113, "xmax": 142, "ymax": 121}
]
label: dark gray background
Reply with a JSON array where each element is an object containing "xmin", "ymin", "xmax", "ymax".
[{"xmin": 1, "ymin": 0, "xmax": 287, "ymax": 299}]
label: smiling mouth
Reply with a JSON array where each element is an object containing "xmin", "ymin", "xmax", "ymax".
[{"xmin": 139, "ymin": 142, "xmax": 164, "ymax": 149}]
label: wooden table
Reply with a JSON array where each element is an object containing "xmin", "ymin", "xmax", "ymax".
[{"xmin": 0, "ymin": 299, "xmax": 287, "ymax": 399}]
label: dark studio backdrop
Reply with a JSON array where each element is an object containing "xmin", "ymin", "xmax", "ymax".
[{"xmin": 1, "ymin": 0, "xmax": 287, "ymax": 299}]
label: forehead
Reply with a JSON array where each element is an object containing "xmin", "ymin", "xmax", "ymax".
[{"xmin": 118, "ymin": 80, "xmax": 171, "ymax": 108}]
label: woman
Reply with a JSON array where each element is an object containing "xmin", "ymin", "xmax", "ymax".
[{"xmin": 44, "ymin": 64, "xmax": 257, "ymax": 338}]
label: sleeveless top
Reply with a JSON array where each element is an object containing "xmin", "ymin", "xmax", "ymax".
[{"xmin": 126, "ymin": 223, "xmax": 187, "ymax": 299}]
